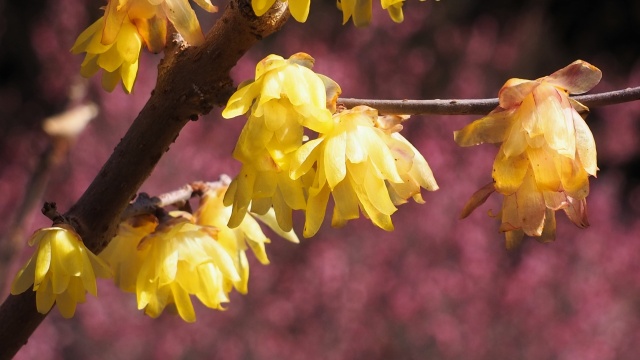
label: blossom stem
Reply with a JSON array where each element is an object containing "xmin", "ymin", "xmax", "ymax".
[{"xmin": 339, "ymin": 86, "xmax": 640, "ymax": 115}]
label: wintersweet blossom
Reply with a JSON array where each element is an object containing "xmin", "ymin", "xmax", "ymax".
[
  {"xmin": 290, "ymin": 106, "xmax": 438, "ymax": 237},
  {"xmin": 454, "ymin": 60, "xmax": 602, "ymax": 248},
  {"xmin": 71, "ymin": 16, "xmax": 142, "ymax": 93},
  {"xmin": 11, "ymin": 225, "xmax": 112, "ymax": 318},
  {"xmin": 195, "ymin": 186, "xmax": 299, "ymax": 293},
  {"xmin": 72, "ymin": 0, "xmax": 216, "ymax": 92},
  {"xmin": 134, "ymin": 215, "xmax": 240, "ymax": 322},
  {"xmin": 251, "ymin": 0, "xmax": 310, "ymax": 22},
  {"xmin": 222, "ymin": 53, "xmax": 340, "ymax": 232},
  {"xmin": 99, "ymin": 214, "xmax": 158, "ymax": 293},
  {"xmin": 337, "ymin": 0, "xmax": 405, "ymax": 27}
]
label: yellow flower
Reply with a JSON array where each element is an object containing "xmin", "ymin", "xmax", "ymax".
[
  {"xmin": 11, "ymin": 225, "xmax": 112, "ymax": 318},
  {"xmin": 222, "ymin": 53, "xmax": 340, "ymax": 232},
  {"xmin": 103, "ymin": 0, "xmax": 217, "ymax": 49},
  {"xmin": 290, "ymin": 106, "xmax": 438, "ymax": 237},
  {"xmin": 71, "ymin": 16, "xmax": 142, "ymax": 93},
  {"xmin": 337, "ymin": 0, "xmax": 405, "ymax": 27},
  {"xmin": 251, "ymin": 0, "xmax": 311, "ymax": 22},
  {"xmin": 135, "ymin": 216, "xmax": 240, "ymax": 322},
  {"xmin": 455, "ymin": 60, "xmax": 602, "ymax": 248},
  {"xmin": 99, "ymin": 215, "xmax": 159, "ymax": 293},
  {"xmin": 72, "ymin": 0, "xmax": 216, "ymax": 93},
  {"xmin": 195, "ymin": 186, "xmax": 299, "ymax": 293}
]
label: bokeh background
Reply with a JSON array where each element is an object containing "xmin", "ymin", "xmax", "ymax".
[{"xmin": 2, "ymin": 0, "xmax": 640, "ymax": 359}]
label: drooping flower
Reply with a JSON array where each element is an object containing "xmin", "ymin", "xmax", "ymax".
[
  {"xmin": 99, "ymin": 214, "xmax": 158, "ymax": 293},
  {"xmin": 134, "ymin": 215, "xmax": 240, "ymax": 322},
  {"xmin": 337, "ymin": 0, "xmax": 405, "ymax": 27},
  {"xmin": 251, "ymin": 0, "xmax": 311, "ymax": 22},
  {"xmin": 454, "ymin": 60, "xmax": 602, "ymax": 248},
  {"xmin": 222, "ymin": 53, "xmax": 340, "ymax": 232},
  {"xmin": 290, "ymin": 105, "xmax": 438, "ymax": 237},
  {"xmin": 72, "ymin": 0, "xmax": 216, "ymax": 92},
  {"xmin": 71, "ymin": 16, "xmax": 143, "ymax": 93},
  {"xmin": 11, "ymin": 225, "xmax": 112, "ymax": 318},
  {"xmin": 195, "ymin": 185, "xmax": 299, "ymax": 293}
]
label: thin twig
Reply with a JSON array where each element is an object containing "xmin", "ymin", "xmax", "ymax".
[{"xmin": 339, "ymin": 86, "xmax": 640, "ymax": 116}]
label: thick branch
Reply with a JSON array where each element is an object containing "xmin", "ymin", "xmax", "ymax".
[
  {"xmin": 339, "ymin": 86, "xmax": 640, "ymax": 115},
  {"xmin": 0, "ymin": 1, "xmax": 289, "ymax": 358}
]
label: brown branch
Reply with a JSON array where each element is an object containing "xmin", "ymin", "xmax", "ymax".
[
  {"xmin": 338, "ymin": 86, "xmax": 640, "ymax": 115},
  {"xmin": 120, "ymin": 176, "xmax": 231, "ymax": 219},
  {"xmin": 0, "ymin": 1, "xmax": 289, "ymax": 358}
]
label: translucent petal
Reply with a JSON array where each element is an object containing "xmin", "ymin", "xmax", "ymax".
[
  {"xmin": 331, "ymin": 178, "xmax": 360, "ymax": 226},
  {"xmin": 324, "ymin": 131, "xmax": 348, "ymax": 189},
  {"xmin": 116, "ymin": 21, "xmax": 142, "ymax": 64},
  {"xmin": 545, "ymin": 60, "xmax": 602, "ymax": 94},
  {"xmin": 493, "ymin": 150, "xmax": 529, "ymax": 195},
  {"xmin": 222, "ymin": 82, "xmax": 259, "ymax": 118},
  {"xmin": 364, "ymin": 167, "xmax": 397, "ymax": 215},
  {"xmin": 135, "ymin": 16, "xmax": 168, "ymax": 53},
  {"xmin": 71, "ymin": 18, "xmax": 104, "ymax": 54},
  {"xmin": 386, "ymin": 3, "xmax": 404, "ymax": 23},
  {"xmin": 534, "ymin": 85, "xmax": 575, "ymax": 157},
  {"xmin": 102, "ymin": 0, "xmax": 128, "ymax": 45},
  {"xmin": 272, "ymin": 188, "xmax": 293, "ymax": 232},
  {"xmin": 278, "ymin": 172, "xmax": 306, "ymax": 210},
  {"xmin": 303, "ymin": 185, "xmax": 331, "ymax": 237},
  {"xmin": 34, "ymin": 239, "xmax": 52, "ymax": 287},
  {"xmin": 454, "ymin": 110, "xmax": 513, "ymax": 146},
  {"xmin": 498, "ymin": 79, "xmax": 537, "ymax": 109},
  {"xmin": 251, "ymin": 209, "xmax": 300, "ymax": 243},
  {"xmin": 35, "ymin": 279, "xmax": 56, "ymax": 315},
  {"xmin": 352, "ymin": 0, "xmax": 373, "ymax": 27},
  {"xmin": 557, "ymin": 155, "xmax": 590, "ymax": 199},
  {"xmin": 504, "ymin": 229, "xmax": 524, "ymax": 250},
  {"xmin": 515, "ymin": 169, "xmax": 546, "ymax": 236},
  {"xmin": 563, "ymin": 196, "xmax": 589, "ymax": 228},
  {"xmin": 573, "ymin": 114, "xmax": 598, "ymax": 176},
  {"xmin": 193, "ymin": 0, "xmax": 218, "ymax": 12},
  {"xmin": 11, "ymin": 255, "xmax": 36, "ymax": 294},
  {"xmin": 291, "ymin": 137, "xmax": 325, "ymax": 179},
  {"xmin": 501, "ymin": 119, "xmax": 528, "ymax": 158},
  {"xmin": 527, "ymin": 145, "xmax": 561, "ymax": 191},
  {"xmin": 538, "ymin": 208, "xmax": 556, "ymax": 244},
  {"xmin": 101, "ymin": 69, "xmax": 122, "ymax": 92},
  {"xmin": 171, "ymin": 283, "xmax": 196, "ymax": 322},
  {"xmin": 121, "ymin": 60, "xmax": 139, "ymax": 94},
  {"xmin": 162, "ymin": 0, "xmax": 204, "ymax": 46},
  {"xmin": 80, "ymin": 55, "xmax": 101, "ymax": 78}
]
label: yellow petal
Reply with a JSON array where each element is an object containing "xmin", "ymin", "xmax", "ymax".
[
  {"xmin": 454, "ymin": 109, "xmax": 513, "ymax": 146},
  {"xmin": 162, "ymin": 0, "xmax": 204, "ymax": 46},
  {"xmin": 304, "ymin": 185, "xmax": 331, "ymax": 237},
  {"xmin": 526, "ymin": 145, "xmax": 561, "ymax": 191},
  {"xmin": 545, "ymin": 60, "xmax": 602, "ymax": 94},
  {"xmin": 515, "ymin": 169, "xmax": 546, "ymax": 236},
  {"xmin": 573, "ymin": 115, "xmax": 598, "ymax": 176},
  {"xmin": 493, "ymin": 150, "xmax": 528, "ymax": 195},
  {"xmin": 288, "ymin": 0, "xmax": 311, "ymax": 22}
]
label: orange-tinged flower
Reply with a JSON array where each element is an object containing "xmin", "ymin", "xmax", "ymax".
[
  {"xmin": 11, "ymin": 225, "xmax": 112, "ymax": 318},
  {"xmin": 455, "ymin": 60, "xmax": 601, "ymax": 248}
]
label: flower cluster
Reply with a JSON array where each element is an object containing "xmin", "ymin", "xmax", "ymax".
[
  {"xmin": 71, "ymin": 0, "xmax": 216, "ymax": 93},
  {"xmin": 454, "ymin": 60, "xmax": 601, "ymax": 248},
  {"xmin": 223, "ymin": 53, "xmax": 438, "ymax": 237},
  {"xmin": 11, "ymin": 225, "xmax": 112, "ymax": 318},
  {"xmin": 100, "ymin": 185, "xmax": 297, "ymax": 322}
]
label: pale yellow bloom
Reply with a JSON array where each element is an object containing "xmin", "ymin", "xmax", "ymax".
[
  {"xmin": 135, "ymin": 217, "xmax": 239, "ymax": 322},
  {"xmin": 71, "ymin": 16, "xmax": 142, "ymax": 93},
  {"xmin": 72, "ymin": 0, "xmax": 216, "ymax": 92},
  {"xmin": 252, "ymin": 0, "xmax": 311, "ymax": 22},
  {"xmin": 11, "ymin": 225, "xmax": 112, "ymax": 318},
  {"xmin": 455, "ymin": 60, "xmax": 601, "ymax": 248},
  {"xmin": 99, "ymin": 215, "xmax": 158, "ymax": 293},
  {"xmin": 290, "ymin": 106, "xmax": 438, "ymax": 237},
  {"xmin": 223, "ymin": 53, "xmax": 340, "ymax": 232},
  {"xmin": 195, "ymin": 186, "xmax": 299, "ymax": 293},
  {"xmin": 337, "ymin": 0, "xmax": 405, "ymax": 27}
]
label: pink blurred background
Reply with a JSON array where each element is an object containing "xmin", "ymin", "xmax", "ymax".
[{"xmin": 2, "ymin": 0, "xmax": 640, "ymax": 359}]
